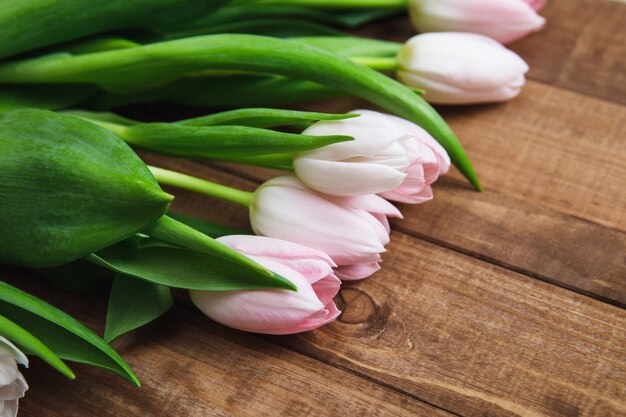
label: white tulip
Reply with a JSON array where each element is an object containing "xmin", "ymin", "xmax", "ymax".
[
  {"xmin": 0, "ymin": 337, "xmax": 28, "ymax": 417},
  {"xmin": 397, "ymin": 32, "xmax": 529, "ymax": 104},
  {"xmin": 294, "ymin": 112, "xmax": 410, "ymax": 196}
]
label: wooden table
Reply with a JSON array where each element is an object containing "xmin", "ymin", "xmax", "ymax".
[{"xmin": 16, "ymin": 0, "xmax": 626, "ymax": 415}]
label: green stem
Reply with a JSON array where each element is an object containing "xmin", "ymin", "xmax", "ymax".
[
  {"xmin": 351, "ymin": 56, "xmax": 398, "ymax": 72},
  {"xmin": 148, "ymin": 166, "xmax": 254, "ymax": 207}
]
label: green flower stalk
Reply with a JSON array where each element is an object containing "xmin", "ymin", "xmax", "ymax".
[
  {"xmin": 0, "ymin": 0, "xmax": 228, "ymax": 60},
  {"xmin": 0, "ymin": 34, "xmax": 481, "ymax": 189}
]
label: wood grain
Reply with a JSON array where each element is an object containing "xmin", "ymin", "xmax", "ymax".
[
  {"xmin": 277, "ymin": 232, "xmax": 626, "ymax": 417},
  {"xmin": 358, "ymin": 0, "xmax": 626, "ymax": 104},
  {"xmin": 512, "ymin": 0, "xmax": 626, "ymax": 104},
  {"xmin": 8, "ymin": 1, "xmax": 626, "ymax": 416},
  {"xmin": 12, "ymin": 275, "xmax": 447, "ymax": 417},
  {"xmin": 137, "ymin": 156, "xmax": 626, "ymax": 416}
]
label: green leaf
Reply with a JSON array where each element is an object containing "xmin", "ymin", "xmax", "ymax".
[
  {"xmin": 0, "ymin": 34, "xmax": 481, "ymax": 189},
  {"xmin": 0, "ymin": 85, "xmax": 97, "ymax": 112},
  {"xmin": 104, "ymin": 274, "xmax": 173, "ymax": 343},
  {"xmin": 40, "ymin": 259, "xmax": 113, "ymax": 294},
  {"xmin": 89, "ymin": 236, "xmax": 296, "ymax": 292},
  {"xmin": 0, "ymin": 281, "xmax": 139, "ymax": 385},
  {"xmin": 0, "ymin": 0, "xmax": 228, "ymax": 59},
  {"xmin": 178, "ymin": 108, "xmax": 358, "ymax": 128},
  {"xmin": 167, "ymin": 212, "xmax": 249, "ymax": 237},
  {"xmin": 0, "ymin": 314, "xmax": 75, "ymax": 379},
  {"xmin": 0, "ymin": 109, "xmax": 173, "ymax": 268},
  {"xmin": 119, "ymin": 123, "xmax": 353, "ymax": 159}
]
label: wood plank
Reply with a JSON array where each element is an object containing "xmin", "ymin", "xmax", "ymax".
[
  {"xmin": 356, "ymin": 0, "xmax": 626, "ymax": 104},
  {"xmin": 512, "ymin": 0, "xmax": 626, "ymax": 104},
  {"xmin": 275, "ymin": 232, "xmax": 626, "ymax": 417},
  {"xmin": 394, "ymin": 177, "xmax": 626, "ymax": 307},
  {"xmin": 440, "ymin": 81, "xmax": 626, "ymax": 231},
  {"xmin": 11, "ymin": 274, "xmax": 447, "ymax": 417},
  {"xmin": 139, "ymin": 155, "xmax": 626, "ymax": 416}
]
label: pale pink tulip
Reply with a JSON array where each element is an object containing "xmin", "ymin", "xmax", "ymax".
[
  {"xmin": 397, "ymin": 33, "xmax": 529, "ymax": 104},
  {"xmin": 294, "ymin": 112, "xmax": 409, "ymax": 196},
  {"xmin": 0, "ymin": 337, "xmax": 28, "ymax": 417},
  {"xmin": 409, "ymin": 0, "xmax": 546, "ymax": 44},
  {"xmin": 351, "ymin": 110, "xmax": 450, "ymax": 204},
  {"xmin": 250, "ymin": 176, "xmax": 402, "ymax": 280},
  {"xmin": 190, "ymin": 235, "xmax": 341, "ymax": 335}
]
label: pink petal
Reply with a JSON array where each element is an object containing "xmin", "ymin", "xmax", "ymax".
[
  {"xmin": 335, "ymin": 262, "xmax": 382, "ymax": 280},
  {"xmin": 312, "ymin": 274, "xmax": 342, "ymax": 305},
  {"xmin": 268, "ymin": 301, "xmax": 341, "ymax": 335}
]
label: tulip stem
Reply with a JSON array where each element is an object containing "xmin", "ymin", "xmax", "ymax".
[
  {"xmin": 149, "ymin": 166, "xmax": 254, "ymax": 207},
  {"xmin": 351, "ymin": 56, "xmax": 398, "ymax": 72}
]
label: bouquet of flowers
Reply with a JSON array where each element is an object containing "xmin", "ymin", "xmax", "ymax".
[{"xmin": 0, "ymin": 0, "xmax": 547, "ymax": 414}]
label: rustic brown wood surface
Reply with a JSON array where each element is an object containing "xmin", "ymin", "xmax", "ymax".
[{"xmin": 14, "ymin": 0, "xmax": 626, "ymax": 416}]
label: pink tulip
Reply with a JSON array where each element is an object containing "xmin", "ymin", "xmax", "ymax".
[
  {"xmin": 351, "ymin": 110, "xmax": 450, "ymax": 204},
  {"xmin": 250, "ymin": 176, "xmax": 402, "ymax": 280},
  {"xmin": 409, "ymin": 0, "xmax": 546, "ymax": 44},
  {"xmin": 190, "ymin": 235, "xmax": 341, "ymax": 335}
]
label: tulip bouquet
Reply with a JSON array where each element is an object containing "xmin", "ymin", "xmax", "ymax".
[{"xmin": 0, "ymin": 0, "xmax": 548, "ymax": 414}]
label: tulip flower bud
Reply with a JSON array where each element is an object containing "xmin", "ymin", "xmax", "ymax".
[
  {"xmin": 190, "ymin": 235, "xmax": 341, "ymax": 335},
  {"xmin": 409, "ymin": 0, "xmax": 546, "ymax": 45},
  {"xmin": 397, "ymin": 33, "xmax": 529, "ymax": 105},
  {"xmin": 0, "ymin": 337, "xmax": 28, "ymax": 417},
  {"xmin": 353, "ymin": 110, "xmax": 450, "ymax": 204},
  {"xmin": 294, "ymin": 112, "xmax": 410, "ymax": 196},
  {"xmin": 250, "ymin": 176, "xmax": 402, "ymax": 280}
]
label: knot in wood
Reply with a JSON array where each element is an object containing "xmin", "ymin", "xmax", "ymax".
[{"xmin": 338, "ymin": 288, "xmax": 378, "ymax": 324}]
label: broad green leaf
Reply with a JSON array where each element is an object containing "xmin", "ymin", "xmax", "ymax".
[
  {"xmin": 119, "ymin": 124, "xmax": 353, "ymax": 159},
  {"xmin": 0, "ymin": 314, "xmax": 75, "ymax": 379},
  {"xmin": 0, "ymin": 34, "xmax": 480, "ymax": 188},
  {"xmin": 104, "ymin": 274, "xmax": 173, "ymax": 343},
  {"xmin": 0, "ymin": 85, "xmax": 97, "ymax": 112},
  {"xmin": 40, "ymin": 259, "xmax": 113, "ymax": 294},
  {"xmin": 0, "ymin": 281, "xmax": 139, "ymax": 385},
  {"xmin": 0, "ymin": 109, "xmax": 173, "ymax": 268},
  {"xmin": 89, "ymin": 237, "xmax": 295, "ymax": 291},
  {"xmin": 167, "ymin": 212, "xmax": 249, "ymax": 237},
  {"xmin": 178, "ymin": 108, "xmax": 357, "ymax": 128},
  {"xmin": 0, "ymin": 0, "xmax": 228, "ymax": 59}
]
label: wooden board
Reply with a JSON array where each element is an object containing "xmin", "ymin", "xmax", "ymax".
[
  {"xmin": 14, "ymin": 275, "xmax": 445, "ymax": 417},
  {"xmin": 138, "ymin": 155, "xmax": 626, "ymax": 417},
  {"xmin": 10, "ymin": 0, "xmax": 626, "ymax": 416}
]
